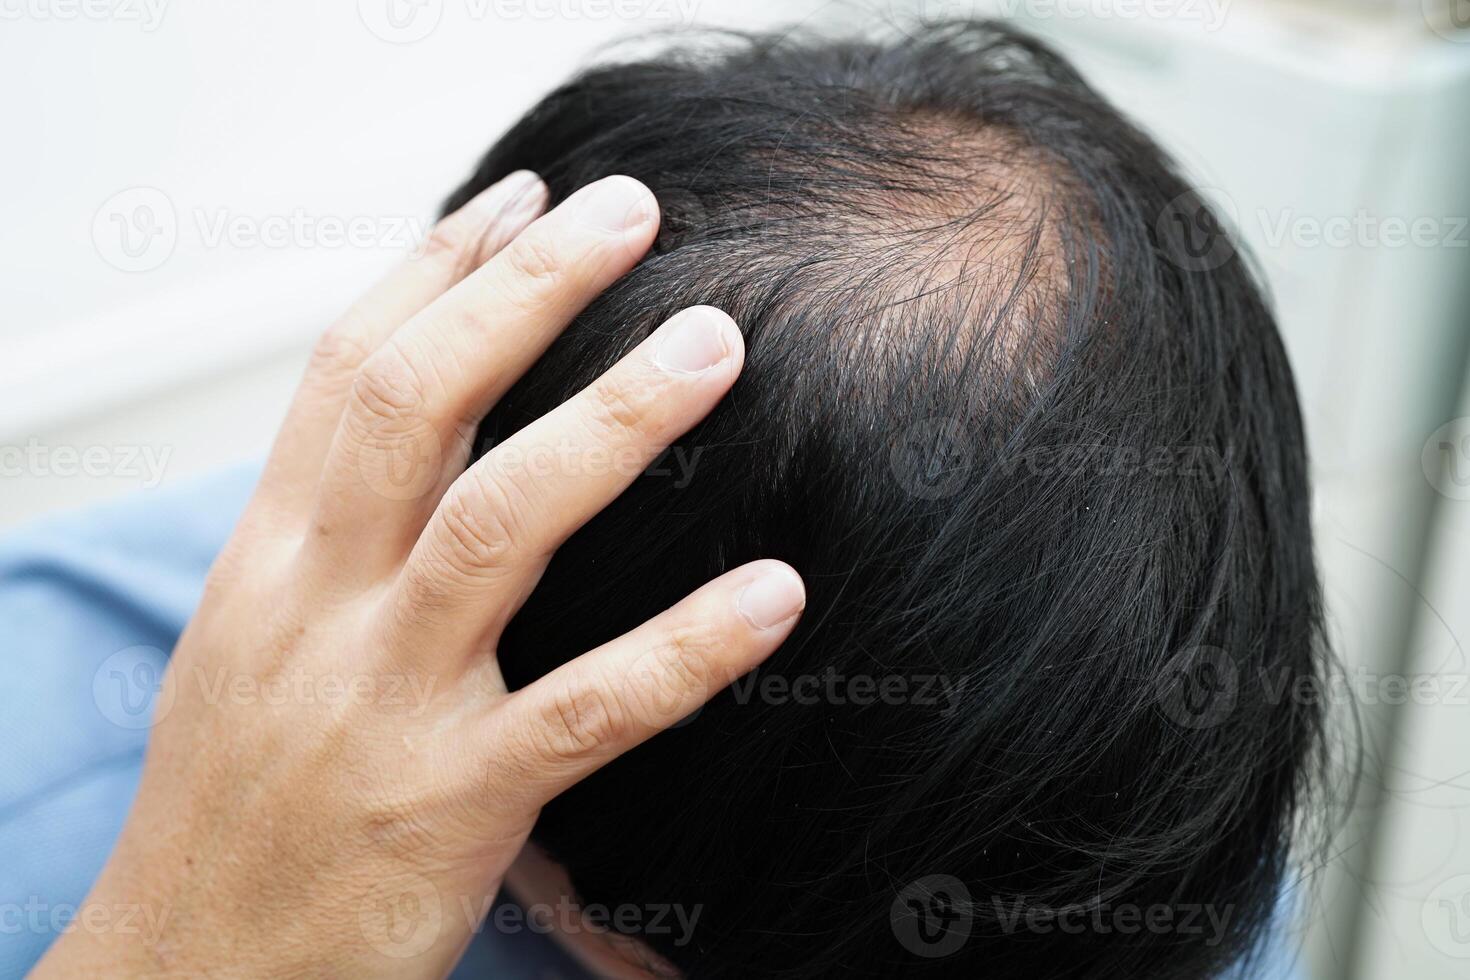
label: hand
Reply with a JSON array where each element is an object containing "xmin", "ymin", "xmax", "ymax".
[{"xmin": 35, "ymin": 171, "xmax": 805, "ymax": 978}]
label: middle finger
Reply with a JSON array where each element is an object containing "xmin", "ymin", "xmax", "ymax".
[{"xmin": 305, "ymin": 175, "xmax": 660, "ymax": 583}]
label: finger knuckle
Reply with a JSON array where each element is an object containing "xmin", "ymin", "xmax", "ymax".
[
  {"xmin": 349, "ymin": 342, "xmax": 428, "ymax": 423},
  {"xmin": 361, "ymin": 797, "xmax": 441, "ymax": 857},
  {"xmin": 309, "ymin": 311, "xmax": 377, "ymax": 379},
  {"xmin": 422, "ymin": 211, "xmax": 476, "ymax": 263},
  {"xmin": 433, "ymin": 479, "xmax": 524, "ymax": 572},
  {"xmin": 502, "ymin": 232, "xmax": 566, "ymax": 291},
  {"xmin": 395, "ymin": 552, "xmax": 470, "ymax": 621},
  {"xmin": 538, "ymin": 682, "xmax": 625, "ymax": 761},
  {"xmin": 586, "ymin": 372, "xmax": 657, "ymax": 438},
  {"xmin": 631, "ymin": 624, "xmax": 721, "ymax": 717}
]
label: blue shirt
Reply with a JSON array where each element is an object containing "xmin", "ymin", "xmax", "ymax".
[
  {"xmin": 0, "ymin": 464, "xmax": 584, "ymax": 979},
  {"xmin": 0, "ymin": 465, "xmax": 1302, "ymax": 979}
]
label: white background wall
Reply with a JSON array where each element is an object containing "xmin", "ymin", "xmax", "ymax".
[
  {"xmin": 1004, "ymin": 8, "xmax": 1470, "ymax": 979},
  {"xmin": 4, "ymin": 3, "xmax": 1470, "ymax": 979},
  {"xmin": 0, "ymin": 0, "xmax": 843, "ymax": 521}
]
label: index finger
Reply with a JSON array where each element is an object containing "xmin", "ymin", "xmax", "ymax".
[
  {"xmin": 481, "ymin": 560, "xmax": 806, "ymax": 813},
  {"xmin": 252, "ymin": 171, "xmax": 548, "ymax": 528}
]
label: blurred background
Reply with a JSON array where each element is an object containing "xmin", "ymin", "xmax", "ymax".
[{"xmin": 2, "ymin": 1, "xmax": 1469, "ymax": 977}]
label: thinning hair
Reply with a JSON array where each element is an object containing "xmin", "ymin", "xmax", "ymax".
[{"xmin": 445, "ymin": 20, "xmax": 1328, "ymax": 979}]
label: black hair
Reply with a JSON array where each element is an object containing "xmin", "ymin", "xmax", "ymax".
[{"xmin": 446, "ymin": 19, "xmax": 1328, "ymax": 979}]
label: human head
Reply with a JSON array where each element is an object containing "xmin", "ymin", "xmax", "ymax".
[{"xmin": 446, "ymin": 19, "xmax": 1326, "ymax": 979}]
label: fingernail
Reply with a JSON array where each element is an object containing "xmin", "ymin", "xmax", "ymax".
[
  {"xmin": 577, "ymin": 175, "xmax": 655, "ymax": 233},
  {"xmin": 654, "ymin": 306, "xmax": 734, "ymax": 375},
  {"xmin": 737, "ymin": 564, "xmax": 806, "ymax": 630},
  {"xmin": 466, "ymin": 170, "xmax": 541, "ymax": 219},
  {"xmin": 460, "ymin": 172, "xmax": 547, "ymax": 265},
  {"xmin": 497, "ymin": 170, "xmax": 546, "ymax": 215}
]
